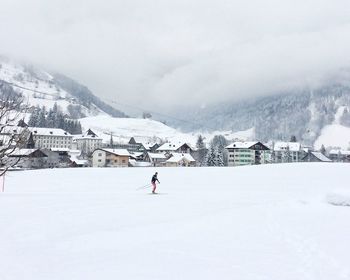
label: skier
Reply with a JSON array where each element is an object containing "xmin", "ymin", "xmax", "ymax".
[{"xmin": 151, "ymin": 172, "xmax": 160, "ymax": 194}]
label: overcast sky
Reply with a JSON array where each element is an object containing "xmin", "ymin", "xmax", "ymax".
[{"xmin": 1, "ymin": 0, "xmax": 350, "ymax": 111}]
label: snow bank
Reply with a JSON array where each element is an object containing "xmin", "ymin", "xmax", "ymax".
[{"xmin": 326, "ymin": 191, "xmax": 350, "ymax": 206}]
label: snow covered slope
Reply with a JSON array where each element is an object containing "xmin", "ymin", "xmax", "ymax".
[
  {"xmin": 314, "ymin": 105, "xmax": 350, "ymax": 149},
  {"xmin": 314, "ymin": 124, "xmax": 350, "ymax": 150},
  {"xmin": 79, "ymin": 115, "xmax": 255, "ymax": 144},
  {"xmin": 1, "ymin": 163, "xmax": 350, "ymax": 280},
  {"xmin": 0, "ymin": 56, "xmax": 125, "ymax": 117},
  {"xmin": 79, "ymin": 115, "xmax": 193, "ymax": 143}
]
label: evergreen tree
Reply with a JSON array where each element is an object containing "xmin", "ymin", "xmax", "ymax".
[
  {"xmin": 196, "ymin": 135, "xmax": 207, "ymax": 166},
  {"xmin": 210, "ymin": 135, "xmax": 228, "ymax": 166},
  {"xmin": 38, "ymin": 106, "xmax": 47, "ymax": 127},
  {"xmin": 290, "ymin": 135, "xmax": 297, "ymax": 142},
  {"xmin": 216, "ymin": 148, "xmax": 225, "ymax": 166},
  {"xmin": 206, "ymin": 145, "xmax": 216, "ymax": 166},
  {"xmin": 320, "ymin": 144, "xmax": 326, "ymax": 155},
  {"xmin": 28, "ymin": 107, "xmax": 40, "ymax": 126}
]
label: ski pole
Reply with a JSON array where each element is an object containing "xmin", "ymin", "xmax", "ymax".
[{"xmin": 136, "ymin": 183, "xmax": 151, "ymax": 190}]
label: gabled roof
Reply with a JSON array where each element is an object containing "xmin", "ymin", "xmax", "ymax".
[
  {"xmin": 157, "ymin": 142, "xmax": 193, "ymax": 151},
  {"xmin": 29, "ymin": 127, "xmax": 72, "ymax": 137},
  {"xmin": 312, "ymin": 152, "xmax": 332, "ymax": 162},
  {"xmin": 73, "ymin": 129, "xmax": 102, "ymax": 140},
  {"xmin": 226, "ymin": 141, "xmax": 270, "ymax": 150},
  {"xmin": 226, "ymin": 141, "xmax": 259, "ymax": 149},
  {"xmin": 166, "ymin": 153, "xmax": 195, "ymax": 163},
  {"xmin": 94, "ymin": 148, "xmax": 130, "ymax": 157},
  {"xmin": 10, "ymin": 148, "xmax": 47, "ymax": 157},
  {"xmin": 305, "ymin": 152, "xmax": 332, "ymax": 162}
]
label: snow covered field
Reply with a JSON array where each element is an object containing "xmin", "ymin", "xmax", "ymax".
[{"xmin": 1, "ymin": 163, "xmax": 350, "ymax": 280}]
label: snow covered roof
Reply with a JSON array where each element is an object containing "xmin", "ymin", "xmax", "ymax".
[
  {"xmin": 273, "ymin": 142, "xmax": 301, "ymax": 152},
  {"xmin": 129, "ymin": 159, "xmax": 152, "ymax": 167},
  {"xmin": 310, "ymin": 152, "xmax": 332, "ymax": 162},
  {"xmin": 329, "ymin": 149, "xmax": 350, "ymax": 155},
  {"xmin": 73, "ymin": 129, "xmax": 102, "ymax": 140},
  {"xmin": 95, "ymin": 148, "xmax": 130, "ymax": 157},
  {"xmin": 0, "ymin": 126, "xmax": 26, "ymax": 135},
  {"xmin": 166, "ymin": 153, "xmax": 195, "ymax": 163},
  {"xmin": 147, "ymin": 152, "xmax": 167, "ymax": 160},
  {"xmin": 29, "ymin": 127, "xmax": 72, "ymax": 137},
  {"xmin": 10, "ymin": 148, "xmax": 46, "ymax": 157},
  {"xmin": 226, "ymin": 141, "xmax": 259, "ymax": 149},
  {"xmin": 157, "ymin": 142, "xmax": 193, "ymax": 151}
]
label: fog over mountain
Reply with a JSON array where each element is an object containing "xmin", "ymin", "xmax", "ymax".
[{"xmin": 1, "ymin": 0, "xmax": 350, "ymax": 111}]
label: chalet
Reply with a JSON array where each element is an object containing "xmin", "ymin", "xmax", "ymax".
[
  {"xmin": 128, "ymin": 136, "xmax": 161, "ymax": 152},
  {"xmin": 165, "ymin": 153, "xmax": 196, "ymax": 167},
  {"xmin": 92, "ymin": 148, "xmax": 130, "ymax": 167},
  {"xmin": 144, "ymin": 152, "xmax": 167, "ymax": 167},
  {"xmin": 273, "ymin": 142, "xmax": 303, "ymax": 163},
  {"xmin": 301, "ymin": 151, "xmax": 332, "ymax": 162},
  {"xmin": 157, "ymin": 142, "xmax": 194, "ymax": 154},
  {"xmin": 8, "ymin": 148, "xmax": 48, "ymax": 169},
  {"xmin": 225, "ymin": 141, "xmax": 270, "ymax": 166},
  {"xmin": 72, "ymin": 129, "xmax": 103, "ymax": 156}
]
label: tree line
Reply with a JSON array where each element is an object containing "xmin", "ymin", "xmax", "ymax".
[{"xmin": 28, "ymin": 103, "xmax": 82, "ymax": 134}]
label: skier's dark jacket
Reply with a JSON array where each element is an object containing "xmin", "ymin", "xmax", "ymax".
[{"xmin": 151, "ymin": 174, "xmax": 159, "ymax": 183}]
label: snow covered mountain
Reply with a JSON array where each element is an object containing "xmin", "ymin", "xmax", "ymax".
[
  {"xmin": 166, "ymin": 82, "xmax": 350, "ymax": 149},
  {"xmin": 0, "ymin": 56, "xmax": 126, "ymax": 118}
]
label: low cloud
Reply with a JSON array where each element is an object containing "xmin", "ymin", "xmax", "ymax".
[{"xmin": 1, "ymin": 0, "xmax": 350, "ymax": 111}]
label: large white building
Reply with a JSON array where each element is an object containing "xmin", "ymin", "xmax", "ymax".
[
  {"xmin": 226, "ymin": 142, "xmax": 270, "ymax": 166},
  {"xmin": 73, "ymin": 129, "xmax": 103, "ymax": 155},
  {"xmin": 273, "ymin": 142, "xmax": 303, "ymax": 163},
  {"xmin": 29, "ymin": 127, "xmax": 73, "ymax": 149}
]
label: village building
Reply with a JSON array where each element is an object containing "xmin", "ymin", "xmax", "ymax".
[
  {"xmin": 165, "ymin": 153, "xmax": 196, "ymax": 167},
  {"xmin": 72, "ymin": 129, "xmax": 103, "ymax": 156},
  {"xmin": 92, "ymin": 148, "xmax": 130, "ymax": 167},
  {"xmin": 301, "ymin": 151, "xmax": 332, "ymax": 162},
  {"xmin": 8, "ymin": 148, "xmax": 48, "ymax": 169},
  {"xmin": 226, "ymin": 141, "xmax": 270, "ymax": 166},
  {"xmin": 28, "ymin": 127, "xmax": 73, "ymax": 150},
  {"xmin": 273, "ymin": 142, "xmax": 303, "ymax": 163},
  {"xmin": 128, "ymin": 136, "xmax": 161, "ymax": 152},
  {"xmin": 328, "ymin": 149, "xmax": 350, "ymax": 162},
  {"xmin": 144, "ymin": 152, "xmax": 167, "ymax": 167}
]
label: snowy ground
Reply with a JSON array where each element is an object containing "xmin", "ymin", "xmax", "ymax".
[{"xmin": 1, "ymin": 163, "xmax": 350, "ymax": 280}]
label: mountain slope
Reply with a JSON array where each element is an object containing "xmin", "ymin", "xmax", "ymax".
[
  {"xmin": 167, "ymin": 83, "xmax": 350, "ymax": 147},
  {"xmin": 0, "ymin": 56, "xmax": 127, "ymax": 118}
]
